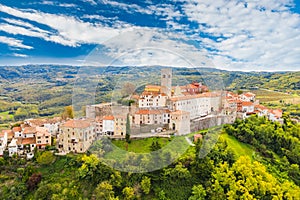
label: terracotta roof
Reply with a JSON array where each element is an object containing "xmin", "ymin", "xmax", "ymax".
[
  {"xmin": 27, "ymin": 119, "xmax": 47, "ymax": 126},
  {"xmin": 62, "ymin": 120, "xmax": 91, "ymax": 128},
  {"xmin": 242, "ymin": 102, "xmax": 254, "ymax": 106},
  {"xmin": 103, "ymin": 116, "xmax": 114, "ymax": 120},
  {"xmin": 1, "ymin": 130, "xmax": 14, "ymax": 138},
  {"xmin": 135, "ymin": 109, "xmax": 171, "ymax": 115},
  {"xmin": 171, "ymin": 110, "xmax": 190, "ymax": 115},
  {"xmin": 255, "ymin": 104, "xmax": 268, "ymax": 110},
  {"xmin": 36, "ymin": 127, "xmax": 50, "ymax": 137},
  {"xmin": 23, "ymin": 127, "xmax": 37, "ymax": 134},
  {"xmin": 141, "ymin": 91, "xmax": 160, "ymax": 97},
  {"xmin": 269, "ymin": 109, "xmax": 283, "ymax": 118},
  {"xmin": 21, "ymin": 138, "xmax": 36, "ymax": 145},
  {"xmin": 243, "ymin": 92, "xmax": 255, "ymax": 98},
  {"xmin": 12, "ymin": 127, "xmax": 22, "ymax": 132}
]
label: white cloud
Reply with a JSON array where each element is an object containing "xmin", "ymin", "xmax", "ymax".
[
  {"xmin": 0, "ymin": 4, "xmax": 128, "ymax": 47},
  {"xmin": 12, "ymin": 53, "xmax": 28, "ymax": 58},
  {"xmin": 81, "ymin": 0, "xmax": 97, "ymax": 6},
  {"xmin": 84, "ymin": 28, "xmax": 213, "ymax": 68},
  {"xmin": 100, "ymin": 0, "xmax": 153, "ymax": 15},
  {"xmin": 58, "ymin": 3, "xmax": 78, "ymax": 8},
  {"xmin": 0, "ymin": 36, "xmax": 33, "ymax": 49},
  {"xmin": 179, "ymin": 0, "xmax": 300, "ymax": 70}
]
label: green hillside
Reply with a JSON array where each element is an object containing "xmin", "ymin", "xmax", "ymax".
[{"xmin": 1, "ymin": 115, "xmax": 300, "ymax": 199}]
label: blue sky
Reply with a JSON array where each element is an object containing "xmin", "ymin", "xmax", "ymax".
[{"xmin": 0, "ymin": 0, "xmax": 299, "ymax": 71}]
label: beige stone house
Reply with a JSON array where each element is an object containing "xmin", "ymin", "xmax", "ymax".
[{"xmin": 57, "ymin": 119, "xmax": 95, "ymax": 153}]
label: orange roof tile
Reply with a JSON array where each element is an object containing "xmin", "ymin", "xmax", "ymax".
[
  {"xmin": 62, "ymin": 120, "xmax": 91, "ymax": 128},
  {"xmin": 171, "ymin": 110, "xmax": 190, "ymax": 115},
  {"xmin": 242, "ymin": 102, "xmax": 254, "ymax": 106},
  {"xmin": 103, "ymin": 116, "xmax": 114, "ymax": 120},
  {"xmin": 21, "ymin": 138, "xmax": 36, "ymax": 145},
  {"xmin": 12, "ymin": 127, "xmax": 22, "ymax": 132},
  {"xmin": 135, "ymin": 109, "xmax": 171, "ymax": 115},
  {"xmin": 1, "ymin": 130, "xmax": 14, "ymax": 138},
  {"xmin": 23, "ymin": 127, "xmax": 37, "ymax": 134},
  {"xmin": 255, "ymin": 104, "xmax": 268, "ymax": 110},
  {"xmin": 36, "ymin": 127, "xmax": 50, "ymax": 137}
]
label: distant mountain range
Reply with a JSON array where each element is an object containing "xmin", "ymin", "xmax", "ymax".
[{"xmin": 0, "ymin": 65, "xmax": 298, "ymax": 124}]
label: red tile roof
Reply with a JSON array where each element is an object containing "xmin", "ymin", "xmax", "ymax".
[
  {"xmin": 36, "ymin": 127, "xmax": 50, "ymax": 137},
  {"xmin": 136, "ymin": 109, "xmax": 171, "ymax": 115},
  {"xmin": 255, "ymin": 104, "xmax": 268, "ymax": 110},
  {"xmin": 1, "ymin": 130, "xmax": 14, "ymax": 138},
  {"xmin": 171, "ymin": 110, "xmax": 190, "ymax": 115},
  {"xmin": 242, "ymin": 102, "xmax": 254, "ymax": 106},
  {"xmin": 12, "ymin": 127, "xmax": 22, "ymax": 132},
  {"xmin": 62, "ymin": 120, "xmax": 91, "ymax": 128},
  {"xmin": 243, "ymin": 92, "xmax": 255, "ymax": 98},
  {"xmin": 21, "ymin": 138, "xmax": 36, "ymax": 145},
  {"xmin": 23, "ymin": 127, "xmax": 37, "ymax": 134},
  {"xmin": 103, "ymin": 116, "xmax": 114, "ymax": 120}
]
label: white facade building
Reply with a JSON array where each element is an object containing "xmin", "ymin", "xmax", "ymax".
[
  {"xmin": 139, "ymin": 92, "xmax": 168, "ymax": 108},
  {"xmin": 102, "ymin": 116, "xmax": 115, "ymax": 135}
]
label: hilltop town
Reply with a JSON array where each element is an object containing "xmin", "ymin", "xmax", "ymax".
[{"xmin": 0, "ymin": 69, "xmax": 283, "ymax": 158}]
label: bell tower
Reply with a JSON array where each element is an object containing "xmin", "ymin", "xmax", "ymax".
[{"xmin": 161, "ymin": 68, "xmax": 172, "ymax": 97}]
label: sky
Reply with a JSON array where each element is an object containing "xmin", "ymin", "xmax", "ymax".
[{"xmin": 0, "ymin": 0, "xmax": 299, "ymax": 71}]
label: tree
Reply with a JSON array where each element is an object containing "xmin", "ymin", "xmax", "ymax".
[
  {"xmin": 141, "ymin": 176, "xmax": 151, "ymax": 194},
  {"xmin": 122, "ymin": 187, "xmax": 135, "ymax": 200},
  {"xmin": 150, "ymin": 140, "xmax": 162, "ymax": 151},
  {"xmin": 189, "ymin": 184, "xmax": 206, "ymax": 200},
  {"xmin": 78, "ymin": 154, "xmax": 100, "ymax": 180},
  {"xmin": 125, "ymin": 114, "xmax": 131, "ymax": 143},
  {"xmin": 62, "ymin": 105, "xmax": 74, "ymax": 119},
  {"xmin": 93, "ymin": 181, "xmax": 115, "ymax": 200},
  {"xmin": 27, "ymin": 173, "xmax": 42, "ymax": 191},
  {"xmin": 158, "ymin": 190, "xmax": 169, "ymax": 200},
  {"xmin": 37, "ymin": 151, "xmax": 55, "ymax": 165}
]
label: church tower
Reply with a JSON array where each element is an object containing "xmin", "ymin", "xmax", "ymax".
[{"xmin": 161, "ymin": 68, "xmax": 172, "ymax": 97}]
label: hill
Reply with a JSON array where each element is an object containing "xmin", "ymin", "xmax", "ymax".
[
  {"xmin": 1, "ymin": 117, "xmax": 300, "ymax": 199},
  {"xmin": 0, "ymin": 65, "xmax": 299, "ymax": 126}
]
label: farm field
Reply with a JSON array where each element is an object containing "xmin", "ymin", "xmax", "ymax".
[
  {"xmin": 0, "ymin": 111, "xmax": 14, "ymax": 121},
  {"xmin": 249, "ymin": 89, "xmax": 300, "ymax": 103}
]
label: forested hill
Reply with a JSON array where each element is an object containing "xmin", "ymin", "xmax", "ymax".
[
  {"xmin": 0, "ymin": 65, "xmax": 299, "ymax": 92},
  {"xmin": 0, "ymin": 65, "xmax": 299, "ymax": 126},
  {"xmin": 0, "ymin": 115, "xmax": 299, "ymax": 199}
]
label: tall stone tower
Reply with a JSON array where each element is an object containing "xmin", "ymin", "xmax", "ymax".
[{"xmin": 161, "ymin": 68, "xmax": 172, "ymax": 97}]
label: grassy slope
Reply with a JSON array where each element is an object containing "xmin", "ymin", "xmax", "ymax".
[
  {"xmin": 220, "ymin": 133, "xmax": 256, "ymax": 160},
  {"xmin": 111, "ymin": 137, "xmax": 172, "ymax": 153}
]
